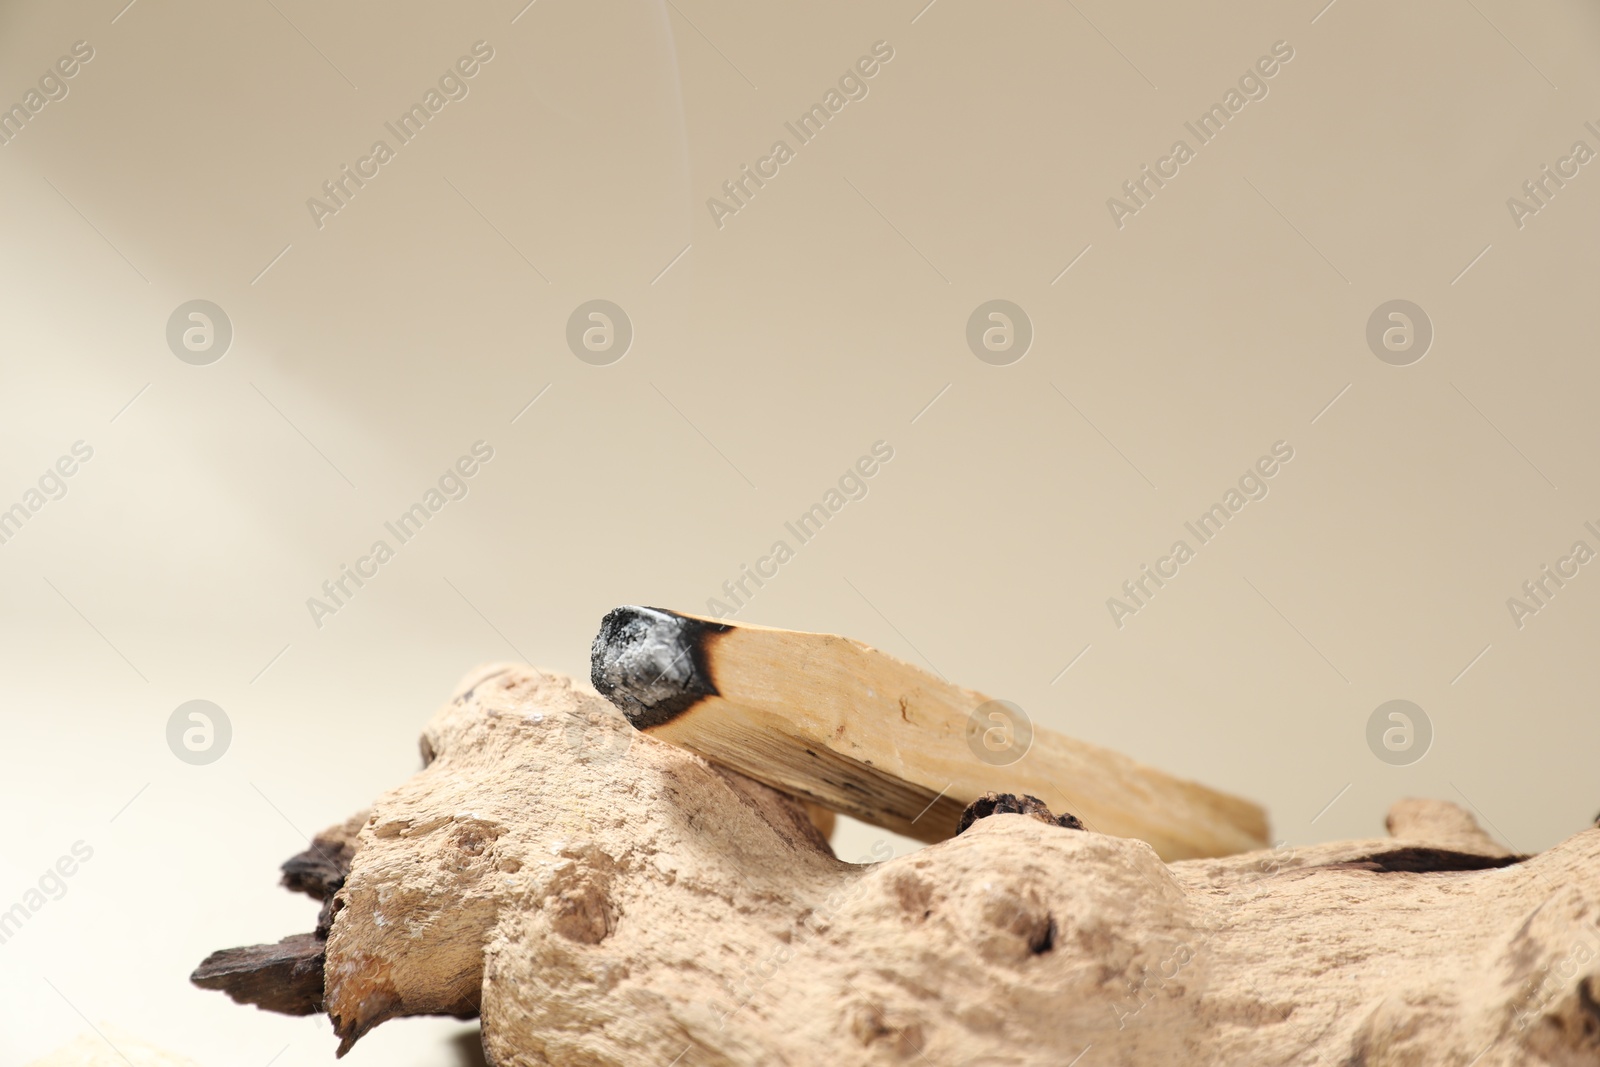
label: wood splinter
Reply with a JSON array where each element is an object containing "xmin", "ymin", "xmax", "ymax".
[{"xmin": 590, "ymin": 606, "xmax": 1269, "ymax": 860}]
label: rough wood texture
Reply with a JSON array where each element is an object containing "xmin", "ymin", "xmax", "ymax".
[
  {"xmin": 590, "ymin": 606, "xmax": 1268, "ymax": 859},
  {"xmin": 198, "ymin": 664, "xmax": 1600, "ymax": 1066}
]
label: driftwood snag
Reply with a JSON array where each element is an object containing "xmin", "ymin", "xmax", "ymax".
[
  {"xmin": 589, "ymin": 606, "xmax": 1268, "ymax": 859},
  {"xmin": 195, "ymin": 664, "xmax": 1600, "ymax": 1065}
]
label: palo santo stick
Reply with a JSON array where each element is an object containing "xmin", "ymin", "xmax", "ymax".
[{"xmin": 590, "ymin": 606, "xmax": 1268, "ymax": 860}]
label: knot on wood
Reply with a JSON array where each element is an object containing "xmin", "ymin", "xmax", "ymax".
[
  {"xmin": 544, "ymin": 843, "xmax": 620, "ymax": 945},
  {"xmin": 976, "ymin": 884, "xmax": 1057, "ymax": 961},
  {"xmin": 848, "ymin": 1001, "xmax": 926, "ymax": 1058}
]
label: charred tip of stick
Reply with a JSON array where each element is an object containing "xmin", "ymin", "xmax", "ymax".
[
  {"xmin": 957, "ymin": 792, "xmax": 1084, "ymax": 836},
  {"xmin": 590, "ymin": 606, "xmax": 729, "ymax": 730}
]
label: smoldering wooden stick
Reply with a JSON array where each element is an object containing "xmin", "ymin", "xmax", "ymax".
[{"xmin": 590, "ymin": 606, "xmax": 1269, "ymax": 860}]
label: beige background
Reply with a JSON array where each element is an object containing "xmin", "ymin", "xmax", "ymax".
[{"xmin": 3, "ymin": 0, "xmax": 1598, "ymax": 1063}]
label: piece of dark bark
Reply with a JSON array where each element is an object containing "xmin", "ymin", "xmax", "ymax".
[
  {"xmin": 190, "ymin": 815, "xmax": 368, "ymax": 1017},
  {"xmin": 1311, "ymin": 846, "xmax": 1526, "ymax": 874},
  {"xmin": 280, "ymin": 810, "xmax": 366, "ymax": 900},
  {"xmin": 190, "ymin": 933, "xmax": 325, "ymax": 1015},
  {"xmin": 957, "ymin": 791, "xmax": 1084, "ymax": 834}
]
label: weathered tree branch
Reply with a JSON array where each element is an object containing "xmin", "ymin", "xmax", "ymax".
[{"xmin": 194, "ymin": 664, "xmax": 1600, "ymax": 1066}]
